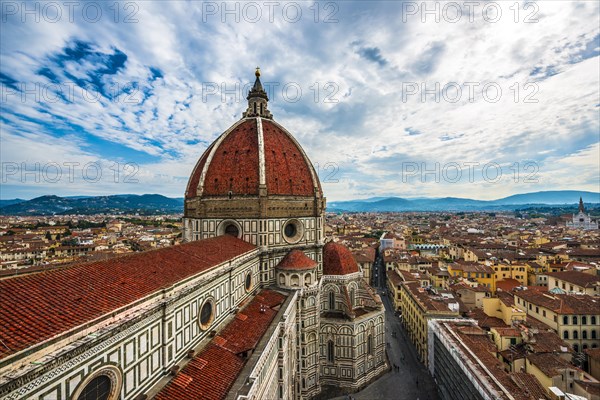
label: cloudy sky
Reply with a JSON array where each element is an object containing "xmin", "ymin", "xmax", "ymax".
[{"xmin": 1, "ymin": 1, "xmax": 599, "ymax": 201}]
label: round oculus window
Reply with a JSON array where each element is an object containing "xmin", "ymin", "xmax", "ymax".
[
  {"xmin": 224, "ymin": 224, "xmax": 239, "ymax": 237},
  {"xmin": 199, "ymin": 299, "xmax": 215, "ymax": 330},
  {"xmin": 282, "ymin": 219, "xmax": 303, "ymax": 243},
  {"xmin": 245, "ymin": 273, "xmax": 252, "ymax": 292},
  {"xmin": 77, "ymin": 375, "xmax": 111, "ymax": 400},
  {"xmin": 72, "ymin": 366, "xmax": 122, "ymax": 400},
  {"xmin": 284, "ymin": 223, "xmax": 297, "ymax": 238}
]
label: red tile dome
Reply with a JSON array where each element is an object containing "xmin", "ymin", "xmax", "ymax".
[
  {"xmin": 185, "ymin": 117, "xmax": 322, "ymax": 199},
  {"xmin": 276, "ymin": 250, "xmax": 317, "ymax": 271},
  {"xmin": 323, "ymin": 242, "xmax": 360, "ymax": 275},
  {"xmin": 185, "ymin": 70, "xmax": 322, "ymax": 200}
]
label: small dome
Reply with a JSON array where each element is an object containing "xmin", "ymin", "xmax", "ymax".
[
  {"xmin": 323, "ymin": 242, "xmax": 360, "ymax": 275},
  {"xmin": 277, "ymin": 250, "xmax": 317, "ymax": 271}
]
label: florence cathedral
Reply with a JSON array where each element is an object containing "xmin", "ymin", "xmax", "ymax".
[{"xmin": 0, "ymin": 70, "xmax": 387, "ymax": 400}]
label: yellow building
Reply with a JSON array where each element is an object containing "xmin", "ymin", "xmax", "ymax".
[
  {"xmin": 482, "ymin": 292, "xmax": 527, "ymax": 326},
  {"xmin": 447, "ymin": 261, "xmax": 496, "ymax": 291},
  {"xmin": 426, "ymin": 265, "xmax": 450, "ymax": 289},
  {"xmin": 525, "ymin": 353, "xmax": 584, "ymax": 395},
  {"xmin": 526, "ymin": 261, "xmax": 547, "ymax": 286},
  {"xmin": 533, "ymin": 236, "xmax": 550, "ymax": 246},
  {"xmin": 514, "ymin": 291, "xmax": 600, "ymax": 353},
  {"xmin": 493, "ymin": 262, "xmax": 528, "ymax": 286},
  {"xmin": 490, "ymin": 326, "xmax": 522, "ymax": 351},
  {"xmin": 386, "ymin": 269, "xmax": 403, "ymax": 311},
  {"xmin": 400, "ymin": 282, "xmax": 459, "ymax": 365},
  {"xmin": 547, "ymin": 271, "xmax": 600, "ymax": 296}
]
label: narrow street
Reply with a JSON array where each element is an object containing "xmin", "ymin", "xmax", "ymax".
[{"xmin": 332, "ymin": 253, "xmax": 440, "ymax": 400}]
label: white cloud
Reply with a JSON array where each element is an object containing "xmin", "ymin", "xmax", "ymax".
[{"xmin": 1, "ymin": 1, "xmax": 598, "ymax": 201}]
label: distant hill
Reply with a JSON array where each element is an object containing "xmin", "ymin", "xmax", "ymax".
[
  {"xmin": 328, "ymin": 190, "xmax": 600, "ymax": 212},
  {"xmin": 2, "ymin": 190, "xmax": 598, "ymax": 215},
  {"xmin": 0, "ymin": 194, "xmax": 184, "ymax": 216},
  {"xmin": 0, "ymin": 199, "xmax": 25, "ymax": 208},
  {"xmin": 489, "ymin": 191, "xmax": 600, "ymax": 205}
]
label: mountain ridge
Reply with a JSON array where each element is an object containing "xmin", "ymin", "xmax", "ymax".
[
  {"xmin": 0, "ymin": 194, "xmax": 184, "ymax": 216},
  {"xmin": 1, "ymin": 190, "xmax": 598, "ymax": 215},
  {"xmin": 327, "ymin": 190, "xmax": 600, "ymax": 212}
]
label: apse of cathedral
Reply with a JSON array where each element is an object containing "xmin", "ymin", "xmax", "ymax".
[{"xmin": 0, "ymin": 70, "xmax": 387, "ymax": 400}]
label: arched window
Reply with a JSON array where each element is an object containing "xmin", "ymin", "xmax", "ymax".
[
  {"xmin": 583, "ymin": 330, "xmax": 588, "ymax": 339},
  {"xmin": 592, "ymin": 330, "xmax": 597, "ymax": 339},
  {"xmin": 279, "ymin": 274, "xmax": 286, "ymax": 285},
  {"xmin": 367, "ymin": 334, "xmax": 373, "ymax": 355},
  {"xmin": 582, "ymin": 316, "xmax": 587, "ymax": 325},
  {"xmin": 573, "ymin": 316, "xmax": 578, "ymax": 325},
  {"xmin": 592, "ymin": 316, "xmax": 597, "ymax": 325},
  {"xmin": 327, "ymin": 340, "xmax": 334, "ymax": 363},
  {"xmin": 350, "ymin": 288, "xmax": 355, "ymax": 307},
  {"xmin": 329, "ymin": 291, "xmax": 335, "ymax": 310},
  {"xmin": 304, "ymin": 273, "xmax": 311, "ymax": 285},
  {"xmin": 77, "ymin": 375, "xmax": 111, "ymax": 400},
  {"xmin": 574, "ymin": 344, "xmax": 579, "ymax": 353},
  {"xmin": 291, "ymin": 274, "xmax": 299, "ymax": 286},
  {"xmin": 563, "ymin": 331, "xmax": 569, "ymax": 339},
  {"xmin": 573, "ymin": 330, "xmax": 578, "ymax": 339},
  {"xmin": 563, "ymin": 316, "xmax": 569, "ymax": 325}
]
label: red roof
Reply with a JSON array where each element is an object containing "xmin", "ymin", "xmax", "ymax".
[
  {"xmin": 496, "ymin": 278, "xmax": 521, "ymax": 292},
  {"xmin": 276, "ymin": 249, "xmax": 317, "ymax": 271},
  {"xmin": 155, "ymin": 289, "xmax": 287, "ymax": 400},
  {"xmin": 202, "ymin": 119, "xmax": 260, "ymax": 196},
  {"xmin": 323, "ymin": 242, "xmax": 360, "ymax": 275},
  {"xmin": 262, "ymin": 119, "xmax": 318, "ymax": 196},
  {"xmin": 185, "ymin": 118, "xmax": 321, "ymax": 199},
  {"xmin": 0, "ymin": 236, "xmax": 256, "ymax": 360}
]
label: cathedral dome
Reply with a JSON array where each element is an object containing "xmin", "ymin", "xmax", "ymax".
[
  {"xmin": 276, "ymin": 249, "xmax": 318, "ymax": 271},
  {"xmin": 185, "ymin": 69, "xmax": 322, "ymax": 200},
  {"xmin": 323, "ymin": 242, "xmax": 360, "ymax": 275}
]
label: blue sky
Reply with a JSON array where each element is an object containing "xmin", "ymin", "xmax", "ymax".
[{"xmin": 1, "ymin": 1, "xmax": 599, "ymax": 201}]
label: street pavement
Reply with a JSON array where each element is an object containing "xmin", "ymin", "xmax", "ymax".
[{"xmin": 331, "ymin": 253, "xmax": 440, "ymax": 400}]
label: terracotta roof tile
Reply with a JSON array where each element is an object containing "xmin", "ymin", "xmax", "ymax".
[
  {"xmin": 276, "ymin": 249, "xmax": 317, "ymax": 271},
  {"xmin": 0, "ymin": 236, "xmax": 256, "ymax": 360},
  {"xmin": 546, "ymin": 270, "xmax": 600, "ymax": 288},
  {"xmin": 526, "ymin": 352, "xmax": 580, "ymax": 377},
  {"xmin": 515, "ymin": 291, "xmax": 600, "ymax": 315},
  {"xmin": 186, "ymin": 118, "xmax": 321, "ymax": 199},
  {"xmin": 263, "ymin": 120, "xmax": 318, "ymax": 196},
  {"xmin": 323, "ymin": 242, "xmax": 360, "ymax": 275},
  {"xmin": 202, "ymin": 119, "xmax": 260, "ymax": 196},
  {"xmin": 155, "ymin": 289, "xmax": 287, "ymax": 400}
]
